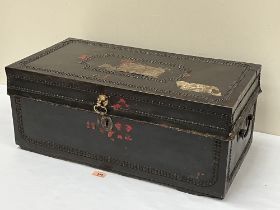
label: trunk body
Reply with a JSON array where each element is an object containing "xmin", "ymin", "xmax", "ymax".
[{"xmin": 6, "ymin": 38, "xmax": 261, "ymax": 198}]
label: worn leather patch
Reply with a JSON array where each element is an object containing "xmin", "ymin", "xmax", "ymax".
[
  {"xmin": 176, "ymin": 81, "xmax": 222, "ymax": 96},
  {"xmin": 99, "ymin": 59, "xmax": 166, "ymax": 78}
]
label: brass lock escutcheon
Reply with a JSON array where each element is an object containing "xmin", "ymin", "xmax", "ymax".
[{"xmin": 93, "ymin": 94, "xmax": 113, "ymax": 131}]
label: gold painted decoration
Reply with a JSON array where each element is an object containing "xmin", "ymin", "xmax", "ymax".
[
  {"xmin": 176, "ymin": 81, "xmax": 222, "ymax": 96},
  {"xmin": 99, "ymin": 59, "xmax": 166, "ymax": 78}
]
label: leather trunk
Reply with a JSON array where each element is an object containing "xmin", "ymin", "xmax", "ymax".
[{"xmin": 5, "ymin": 38, "xmax": 261, "ymax": 199}]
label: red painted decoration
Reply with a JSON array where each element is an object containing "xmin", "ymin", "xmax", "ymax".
[
  {"xmin": 91, "ymin": 122, "xmax": 96, "ymax": 130},
  {"xmin": 125, "ymin": 135, "xmax": 132, "ymax": 141},
  {"xmin": 115, "ymin": 122, "xmax": 122, "ymax": 131},
  {"xmin": 86, "ymin": 120, "xmax": 134, "ymax": 142},
  {"xmin": 125, "ymin": 124, "xmax": 133, "ymax": 133},
  {"xmin": 111, "ymin": 98, "xmax": 129, "ymax": 110},
  {"xmin": 107, "ymin": 130, "xmax": 114, "ymax": 138},
  {"xmin": 86, "ymin": 121, "xmax": 91, "ymax": 129},
  {"xmin": 79, "ymin": 54, "xmax": 90, "ymax": 61},
  {"xmin": 119, "ymin": 98, "xmax": 129, "ymax": 108},
  {"xmin": 99, "ymin": 127, "xmax": 105, "ymax": 133},
  {"xmin": 112, "ymin": 104, "xmax": 122, "ymax": 110}
]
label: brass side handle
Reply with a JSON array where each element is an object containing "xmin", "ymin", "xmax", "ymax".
[{"xmin": 239, "ymin": 115, "xmax": 254, "ymax": 139}]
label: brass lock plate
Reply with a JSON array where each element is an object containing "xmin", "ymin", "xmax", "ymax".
[{"xmin": 93, "ymin": 94, "xmax": 108, "ymax": 115}]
